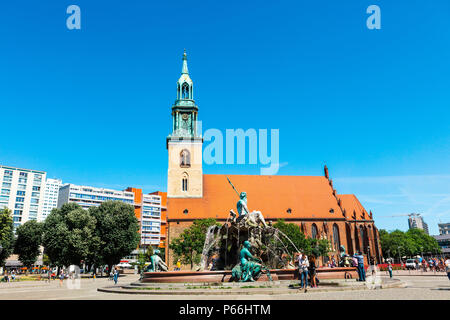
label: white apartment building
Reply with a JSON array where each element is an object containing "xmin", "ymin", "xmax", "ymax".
[
  {"xmin": 57, "ymin": 184, "xmax": 135, "ymax": 209},
  {"xmin": 0, "ymin": 165, "xmax": 47, "ymax": 229},
  {"xmin": 140, "ymin": 193, "xmax": 162, "ymax": 246},
  {"xmin": 40, "ymin": 178, "xmax": 62, "ymax": 221}
]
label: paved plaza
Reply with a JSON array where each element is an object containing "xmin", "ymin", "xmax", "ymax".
[{"xmin": 0, "ymin": 272, "xmax": 449, "ymax": 300}]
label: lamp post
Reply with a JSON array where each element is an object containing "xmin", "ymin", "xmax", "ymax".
[{"xmin": 0, "ymin": 244, "xmax": 3, "ymax": 275}]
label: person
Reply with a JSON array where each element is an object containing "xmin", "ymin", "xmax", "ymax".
[
  {"xmin": 354, "ymin": 252, "xmax": 366, "ymax": 282},
  {"xmin": 47, "ymin": 270, "xmax": 51, "ymax": 283},
  {"xmin": 109, "ymin": 270, "xmax": 114, "ymax": 281},
  {"xmin": 176, "ymin": 260, "xmax": 181, "ymax": 271},
  {"xmin": 308, "ymin": 256, "xmax": 317, "ymax": 288},
  {"xmin": 11, "ymin": 270, "xmax": 16, "ymax": 282},
  {"xmin": 59, "ymin": 271, "xmax": 64, "ymax": 287},
  {"xmin": 299, "ymin": 254, "xmax": 309, "ymax": 292},
  {"xmin": 113, "ymin": 268, "xmax": 119, "ymax": 285},
  {"xmin": 331, "ymin": 257, "xmax": 336, "ymax": 268},
  {"xmin": 445, "ymin": 256, "xmax": 450, "ymax": 281},
  {"xmin": 388, "ymin": 262, "xmax": 393, "ymax": 279}
]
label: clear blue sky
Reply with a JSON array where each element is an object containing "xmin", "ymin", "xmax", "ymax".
[{"xmin": 0, "ymin": 1, "xmax": 449, "ymax": 234}]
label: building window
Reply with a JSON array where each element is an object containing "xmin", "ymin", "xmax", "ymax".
[
  {"xmin": 17, "ymin": 191, "xmax": 25, "ymax": 196},
  {"xmin": 33, "ymin": 186, "xmax": 40, "ymax": 191},
  {"xmin": 311, "ymin": 224, "xmax": 318, "ymax": 239},
  {"xmin": 181, "ymin": 173, "xmax": 189, "ymax": 192},
  {"xmin": 16, "ymin": 197, "xmax": 25, "ymax": 203},
  {"xmin": 180, "ymin": 149, "xmax": 191, "ymax": 168},
  {"xmin": 181, "ymin": 82, "xmax": 190, "ymax": 99},
  {"xmin": 333, "ymin": 224, "xmax": 340, "ymax": 250}
]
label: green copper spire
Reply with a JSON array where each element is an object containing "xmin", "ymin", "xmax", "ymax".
[
  {"xmin": 182, "ymin": 49, "xmax": 189, "ymax": 74},
  {"xmin": 167, "ymin": 50, "xmax": 201, "ymax": 143}
]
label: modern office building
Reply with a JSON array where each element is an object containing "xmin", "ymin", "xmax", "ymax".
[
  {"xmin": 433, "ymin": 234, "xmax": 450, "ymax": 254},
  {"xmin": 438, "ymin": 222, "xmax": 450, "ymax": 235},
  {"xmin": 57, "ymin": 184, "xmax": 135, "ymax": 210},
  {"xmin": 408, "ymin": 213, "xmax": 429, "ymax": 235},
  {"xmin": 0, "ymin": 165, "xmax": 47, "ymax": 229},
  {"xmin": 40, "ymin": 178, "xmax": 62, "ymax": 221}
]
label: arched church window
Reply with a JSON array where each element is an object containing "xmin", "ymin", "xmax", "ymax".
[
  {"xmin": 180, "ymin": 149, "xmax": 191, "ymax": 168},
  {"xmin": 360, "ymin": 226, "xmax": 365, "ymax": 248},
  {"xmin": 181, "ymin": 173, "xmax": 189, "ymax": 192},
  {"xmin": 311, "ymin": 224, "xmax": 318, "ymax": 239},
  {"xmin": 182, "ymin": 82, "xmax": 190, "ymax": 99},
  {"xmin": 333, "ymin": 224, "xmax": 340, "ymax": 250}
]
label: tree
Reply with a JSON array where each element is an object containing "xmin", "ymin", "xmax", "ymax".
[
  {"xmin": 169, "ymin": 219, "xmax": 221, "ymax": 269},
  {"xmin": 14, "ymin": 220, "xmax": 43, "ymax": 268},
  {"xmin": 42, "ymin": 203, "xmax": 99, "ymax": 267},
  {"xmin": 89, "ymin": 201, "xmax": 140, "ymax": 273},
  {"xmin": 309, "ymin": 238, "xmax": 332, "ymax": 259},
  {"xmin": 272, "ymin": 219, "xmax": 331, "ymax": 259},
  {"xmin": 0, "ymin": 208, "xmax": 14, "ymax": 267},
  {"xmin": 379, "ymin": 228, "xmax": 441, "ymax": 261},
  {"xmin": 272, "ymin": 219, "xmax": 309, "ymax": 255}
]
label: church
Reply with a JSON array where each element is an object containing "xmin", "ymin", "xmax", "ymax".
[{"xmin": 165, "ymin": 51, "xmax": 382, "ymax": 268}]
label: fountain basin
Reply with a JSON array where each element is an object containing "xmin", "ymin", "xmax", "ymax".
[{"xmin": 142, "ymin": 267, "xmax": 357, "ymax": 283}]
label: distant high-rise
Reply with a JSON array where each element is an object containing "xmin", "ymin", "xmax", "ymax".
[
  {"xmin": 41, "ymin": 178, "xmax": 62, "ymax": 221},
  {"xmin": 438, "ymin": 222, "xmax": 450, "ymax": 235},
  {"xmin": 408, "ymin": 213, "xmax": 429, "ymax": 235},
  {"xmin": 0, "ymin": 165, "xmax": 47, "ymax": 229}
]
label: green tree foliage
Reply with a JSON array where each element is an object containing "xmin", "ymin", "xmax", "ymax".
[
  {"xmin": 14, "ymin": 220, "xmax": 43, "ymax": 268},
  {"xmin": 169, "ymin": 219, "xmax": 221, "ymax": 269},
  {"xmin": 379, "ymin": 228, "xmax": 441, "ymax": 258},
  {"xmin": 272, "ymin": 219, "xmax": 331, "ymax": 258},
  {"xmin": 89, "ymin": 201, "xmax": 140, "ymax": 272},
  {"xmin": 272, "ymin": 219, "xmax": 309, "ymax": 255},
  {"xmin": 42, "ymin": 203, "xmax": 99, "ymax": 267},
  {"xmin": 0, "ymin": 208, "xmax": 14, "ymax": 266}
]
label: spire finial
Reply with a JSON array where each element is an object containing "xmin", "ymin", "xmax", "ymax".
[{"xmin": 182, "ymin": 49, "xmax": 189, "ymax": 74}]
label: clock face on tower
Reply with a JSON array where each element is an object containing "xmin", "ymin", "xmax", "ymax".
[{"xmin": 182, "ymin": 113, "xmax": 189, "ymax": 121}]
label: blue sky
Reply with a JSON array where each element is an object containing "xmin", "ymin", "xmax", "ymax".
[{"xmin": 0, "ymin": 1, "xmax": 449, "ymax": 234}]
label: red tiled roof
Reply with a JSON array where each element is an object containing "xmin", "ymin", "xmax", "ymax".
[
  {"xmin": 338, "ymin": 194, "xmax": 369, "ymax": 220},
  {"xmin": 168, "ymin": 174, "xmax": 347, "ymax": 220}
]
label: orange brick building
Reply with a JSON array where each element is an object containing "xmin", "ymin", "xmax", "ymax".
[{"xmin": 165, "ymin": 51, "xmax": 382, "ymax": 268}]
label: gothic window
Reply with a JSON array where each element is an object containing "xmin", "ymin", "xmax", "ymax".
[
  {"xmin": 181, "ymin": 173, "xmax": 189, "ymax": 192},
  {"xmin": 180, "ymin": 149, "xmax": 191, "ymax": 168},
  {"xmin": 333, "ymin": 224, "xmax": 340, "ymax": 250},
  {"xmin": 311, "ymin": 223, "xmax": 318, "ymax": 239},
  {"xmin": 182, "ymin": 82, "xmax": 190, "ymax": 99}
]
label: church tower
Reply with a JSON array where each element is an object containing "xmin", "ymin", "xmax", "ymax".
[{"xmin": 167, "ymin": 50, "xmax": 203, "ymax": 198}]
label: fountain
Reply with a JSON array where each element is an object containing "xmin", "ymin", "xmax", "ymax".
[{"xmin": 141, "ymin": 178, "xmax": 358, "ymax": 283}]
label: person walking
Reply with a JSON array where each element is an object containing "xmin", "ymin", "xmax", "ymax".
[
  {"xmin": 445, "ymin": 256, "xmax": 450, "ymax": 280},
  {"xmin": 354, "ymin": 252, "xmax": 366, "ymax": 282},
  {"xmin": 59, "ymin": 271, "xmax": 64, "ymax": 287},
  {"xmin": 113, "ymin": 268, "xmax": 119, "ymax": 285},
  {"xmin": 299, "ymin": 254, "xmax": 309, "ymax": 292},
  {"xmin": 11, "ymin": 270, "xmax": 16, "ymax": 282},
  {"xmin": 388, "ymin": 262, "xmax": 393, "ymax": 279},
  {"xmin": 176, "ymin": 260, "xmax": 181, "ymax": 271},
  {"xmin": 308, "ymin": 256, "xmax": 317, "ymax": 288}
]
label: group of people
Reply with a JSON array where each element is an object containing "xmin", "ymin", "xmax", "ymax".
[
  {"xmin": 108, "ymin": 268, "xmax": 120, "ymax": 284},
  {"xmin": 296, "ymin": 253, "xmax": 317, "ymax": 292},
  {"xmin": 413, "ymin": 257, "xmax": 447, "ymax": 272},
  {"xmin": 1, "ymin": 270, "xmax": 16, "ymax": 282}
]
